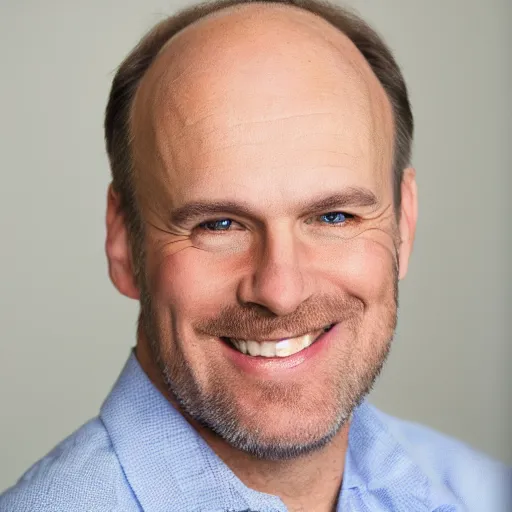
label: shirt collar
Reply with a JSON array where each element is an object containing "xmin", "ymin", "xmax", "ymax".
[
  {"xmin": 341, "ymin": 401, "xmax": 459, "ymax": 511},
  {"xmin": 100, "ymin": 351, "xmax": 285, "ymax": 511},
  {"xmin": 100, "ymin": 351, "xmax": 457, "ymax": 512}
]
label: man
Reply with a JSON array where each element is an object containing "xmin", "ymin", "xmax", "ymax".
[{"xmin": 1, "ymin": 0, "xmax": 510, "ymax": 510}]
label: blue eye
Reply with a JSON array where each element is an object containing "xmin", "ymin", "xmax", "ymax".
[
  {"xmin": 198, "ymin": 219, "xmax": 233, "ymax": 231},
  {"xmin": 320, "ymin": 212, "xmax": 351, "ymax": 225},
  {"xmin": 197, "ymin": 212, "xmax": 353, "ymax": 233}
]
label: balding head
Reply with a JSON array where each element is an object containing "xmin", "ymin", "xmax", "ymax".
[
  {"xmin": 105, "ymin": 0, "xmax": 413, "ymax": 279},
  {"xmin": 131, "ymin": 3, "xmax": 394, "ymax": 224}
]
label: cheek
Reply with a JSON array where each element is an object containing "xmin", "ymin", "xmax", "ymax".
[
  {"xmin": 148, "ymin": 247, "xmax": 233, "ymax": 320},
  {"xmin": 327, "ymin": 236, "xmax": 397, "ymax": 303}
]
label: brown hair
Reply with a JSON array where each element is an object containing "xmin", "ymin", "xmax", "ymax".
[{"xmin": 104, "ymin": 0, "xmax": 413, "ymax": 283}]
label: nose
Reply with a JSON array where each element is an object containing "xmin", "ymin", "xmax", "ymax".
[{"xmin": 236, "ymin": 224, "xmax": 312, "ymax": 316}]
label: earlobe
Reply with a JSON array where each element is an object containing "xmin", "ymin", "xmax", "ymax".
[
  {"xmin": 398, "ymin": 168, "xmax": 418, "ymax": 280},
  {"xmin": 105, "ymin": 184, "xmax": 140, "ymax": 300}
]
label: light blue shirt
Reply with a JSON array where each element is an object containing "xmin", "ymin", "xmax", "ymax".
[{"xmin": 1, "ymin": 351, "xmax": 510, "ymax": 511}]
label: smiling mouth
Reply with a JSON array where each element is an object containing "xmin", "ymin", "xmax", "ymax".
[{"xmin": 221, "ymin": 324, "xmax": 335, "ymax": 358}]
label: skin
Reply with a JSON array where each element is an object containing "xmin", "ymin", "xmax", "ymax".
[{"xmin": 105, "ymin": 4, "xmax": 418, "ymax": 511}]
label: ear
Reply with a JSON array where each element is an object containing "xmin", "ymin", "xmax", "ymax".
[
  {"xmin": 105, "ymin": 183, "xmax": 140, "ymax": 300},
  {"xmin": 398, "ymin": 167, "xmax": 418, "ymax": 280}
]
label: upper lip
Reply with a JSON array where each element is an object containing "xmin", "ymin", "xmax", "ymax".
[{"xmin": 226, "ymin": 324, "xmax": 333, "ymax": 342}]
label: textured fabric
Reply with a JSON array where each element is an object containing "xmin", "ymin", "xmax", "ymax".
[{"xmin": 1, "ymin": 351, "xmax": 510, "ymax": 511}]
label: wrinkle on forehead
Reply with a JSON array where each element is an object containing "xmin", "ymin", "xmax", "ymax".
[{"xmin": 130, "ymin": 3, "xmax": 394, "ymax": 213}]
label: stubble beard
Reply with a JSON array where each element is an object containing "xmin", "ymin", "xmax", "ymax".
[{"xmin": 139, "ymin": 266, "xmax": 398, "ymax": 461}]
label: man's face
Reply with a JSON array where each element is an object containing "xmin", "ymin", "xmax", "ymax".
[{"xmin": 128, "ymin": 5, "xmax": 404, "ymax": 460}]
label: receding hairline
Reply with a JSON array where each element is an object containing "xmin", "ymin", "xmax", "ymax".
[
  {"xmin": 139, "ymin": 1, "xmax": 387, "ymax": 93},
  {"xmin": 129, "ymin": 0, "xmax": 394, "ymax": 158},
  {"xmin": 154, "ymin": 1, "xmax": 364, "ymax": 59}
]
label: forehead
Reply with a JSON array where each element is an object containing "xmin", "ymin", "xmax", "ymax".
[{"xmin": 131, "ymin": 4, "xmax": 394, "ymax": 212}]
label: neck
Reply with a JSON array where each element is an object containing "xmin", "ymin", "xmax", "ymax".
[
  {"xmin": 136, "ymin": 336, "xmax": 349, "ymax": 512},
  {"xmin": 205, "ymin": 423, "xmax": 349, "ymax": 512}
]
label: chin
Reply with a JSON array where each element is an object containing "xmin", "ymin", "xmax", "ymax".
[
  {"xmin": 209, "ymin": 408, "xmax": 348, "ymax": 461},
  {"xmin": 170, "ymin": 368, "xmax": 358, "ymax": 460}
]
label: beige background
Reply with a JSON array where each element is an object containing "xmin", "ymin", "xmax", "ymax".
[{"xmin": 0, "ymin": 0, "xmax": 510, "ymax": 493}]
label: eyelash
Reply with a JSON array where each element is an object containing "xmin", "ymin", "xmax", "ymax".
[{"xmin": 196, "ymin": 212, "xmax": 355, "ymax": 233}]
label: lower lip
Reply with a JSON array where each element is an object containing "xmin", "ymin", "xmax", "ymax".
[{"xmin": 220, "ymin": 323, "xmax": 340, "ymax": 377}]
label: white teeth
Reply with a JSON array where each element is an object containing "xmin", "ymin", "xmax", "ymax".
[
  {"xmin": 275, "ymin": 339, "xmax": 292, "ymax": 357},
  {"xmin": 260, "ymin": 342, "xmax": 275, "ymax": 357},
  {"xmin": 247, "ymin": 340, "xmax": 260, "ymax": 357},
  {"xmin": 229, "ymin": 328, "xmax": 327, "ymax": 358}
]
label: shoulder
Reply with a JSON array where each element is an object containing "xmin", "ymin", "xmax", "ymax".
[
  {"xmin": 0, "ymin": 417, "xmax": 140, "ymax": 512},
  {"xmin": 369, "ymin": 404, "xmax": 512, "ymax": 511}
]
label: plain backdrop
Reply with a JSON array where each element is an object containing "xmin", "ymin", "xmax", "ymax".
[{"xmin": 0, "ymin": 0, "xmax": 511, "ymax": 492}]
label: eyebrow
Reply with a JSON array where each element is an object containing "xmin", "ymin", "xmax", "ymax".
[{"xmin": 169, "ymin": 187, "xmax": 379, "ymax": 226}]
